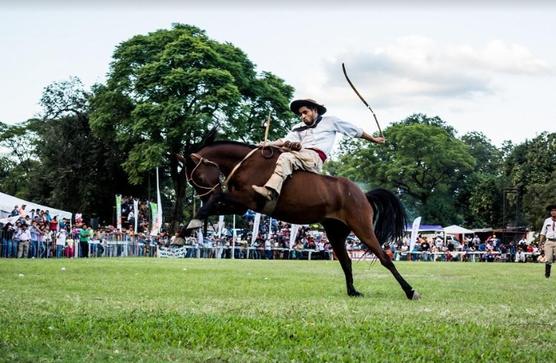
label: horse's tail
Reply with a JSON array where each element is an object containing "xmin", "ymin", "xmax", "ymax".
[{"xmin": 366, "ymin": 188, "xmax": 407, "ymax": 244}]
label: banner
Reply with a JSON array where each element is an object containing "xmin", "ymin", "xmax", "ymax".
[
  {"xmin": 133, "ymin": 199, "xmax": 139, "ymax": 234},
  {"xmin": 289, "ymin": 224, "xmax": 300, "ymax": 248},
  {"xmin": 217, "ymin": 215, "xmax": 224, "ymax": 237},
  {"xmin": 251, "ymin": 213, "xmax": 261, "ymax": 245},
  {"xmin": 149, "ymin": 202, "xmax": 159, "ymax": 236},
  {"xmin": 115, "ymin": 194, "xmax": 122, "ymax": 231},
  {"xmin": 150, "ymin": 167, "xmax": 163, "ymax": 236},
  {"xmin": 409, "ymin": 216, "xmax": 422, "ymax": 252},
  {"xmin": 197, "ymin": 228, "xmax": 203, "ymax": 246}
]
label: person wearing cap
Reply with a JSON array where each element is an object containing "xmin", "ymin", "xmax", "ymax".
[
  {"xmin": 252, "ymin": 98, "xmax": 384, "ymax": 200},
  {"xmin": 540, "ymin": 204, "xmax": 556, "ymax": 278},
  {"xmin": 16, "ymin": 223, "xmax": 31, "ymax": 258}
]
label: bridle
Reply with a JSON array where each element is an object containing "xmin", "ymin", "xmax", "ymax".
[
  {"xmin": 186, "ymin": 153, "xmax": 224, "ymax": 197},
  {"xmin": 185, "ymin": 147, "xmax": 262, "ymax": 198}
]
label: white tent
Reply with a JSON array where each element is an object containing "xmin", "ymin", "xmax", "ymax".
[
  {"xmin": 443, "ymin": 225, "xmax": 474, "ymax": 235},
  {"xmin": 0, "ymin": 191, "xmax": 72, "ymax": 221}
]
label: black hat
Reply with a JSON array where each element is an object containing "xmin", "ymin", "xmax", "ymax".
[
  {"xmin": 547, "ymin": 204, "xmax": 556, "ymax": 211},
  {"xmin": 290, "ymin": 99, "xmax": 327, "ymax": 116}
]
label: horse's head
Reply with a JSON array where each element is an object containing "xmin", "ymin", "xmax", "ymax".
[
  {"xmin": 179, "ymin": 138, "xmax": 258, "ymax": 200},
  {"xmin": 178, "ymin": 151, "xmax": 223, "ymax": 201}
]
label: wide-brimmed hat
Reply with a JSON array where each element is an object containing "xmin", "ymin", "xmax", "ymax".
[
  {"xmin": 547, "ymin": 204, "xmax": 556, "ymax": 211},
  {"xmin": 290, "ymin": 99, "xmax": 327, "ymax": 116}
]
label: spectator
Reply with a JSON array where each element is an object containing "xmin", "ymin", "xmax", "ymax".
[
  {"xmin": 2, "ymin": 222, "xmax": 15, "ymax": 258},
  {"xmin": 79, "ymin": 224, "xmax": 92, "ymax": 257},
  {"xmin": 29, "ymin": 221, "xmax": 40, "ymax": 258},
  {"xmin": 65, "ymin": 235, "xmax": 75, "ymax": 258},
  {"xmin": 56, "ymin": 229, "xmax": 67, "ymax": 258},
  {"xmin": 49, "ymin": 216, "xmax": 59, "ymax": 233},
  {"xmin": 16, "ymin": 223, "xmax": 31, "ymax": 258},
  {"xmin": 264, "ymin": 238, "xmax": 273, "ymax": 259}
]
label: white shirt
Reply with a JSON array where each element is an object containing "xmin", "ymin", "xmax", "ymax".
[
  {"xmin": 541, "ymin": 217, "xmax": 556, "ymax": 240},
  {"xmin": 56, "ymin": 231, "xmax": 67, "ymax": 246},
  {"xmin": 282, "ymin": 115, "xmax": 363, "ymax": 157},
  {"xmin": 16, "ymin": 228, "xmax": 31, "ymax": 241}
]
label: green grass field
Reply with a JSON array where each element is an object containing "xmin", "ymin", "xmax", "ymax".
[{"xmin": 1, "ymin": 258, "xmax": 555, "ymax": 362}]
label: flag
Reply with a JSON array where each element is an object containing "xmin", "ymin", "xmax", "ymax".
[
  {"xmin": 251, "ymin": 213, "xmax": 261, "ymax": 245},
  {"xmin": 217, "ymin": 215, "xmax": 224, "ymax": 237},
  {"xmin": 115, "ymin": 194, "xmax": 122, "ymax": 231},
  {"xmin": 409, "ymin": 217, "xmax": 422, "ymax": 252},
  {"xmin": 289, "ymin": 224, "xmax": 300, "ymax": 248},
  {"xmin": 197, "ymin": 228, "xmax": 203, "ymax": 246},
  {"xmin": 150, "ymin": 168, "xmax": 163, "ymax": 236},
  {"xmin": 133, "ymin": 199, "xmax": 139, "ymax": 234}
]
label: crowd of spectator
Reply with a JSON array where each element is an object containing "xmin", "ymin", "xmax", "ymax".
[
  {"xmin": 1, "ymin": 203, "xmax": 544, "ymax": 262},
  {"xmin": 385, "ymin": 234, "xmax": 543, "ymax": 263}
]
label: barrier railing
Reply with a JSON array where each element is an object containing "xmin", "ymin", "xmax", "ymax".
[{"xmin": 0, "ymin": 230, "xmax": 543, "ymax": 263}]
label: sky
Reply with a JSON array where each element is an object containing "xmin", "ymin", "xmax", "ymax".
[{"xmin": 1, "ymin": 1, "xmax": 555, "ymax": 147}]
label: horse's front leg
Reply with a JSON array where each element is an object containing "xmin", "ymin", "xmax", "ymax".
[{"xmin": 186, "ymin": 192, "xmax": 247, "ymax": 229}]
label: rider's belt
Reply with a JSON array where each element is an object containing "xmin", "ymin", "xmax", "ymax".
[{"xmin": 307, "ymin": 148, "xmax": 327, "ymax": 163}]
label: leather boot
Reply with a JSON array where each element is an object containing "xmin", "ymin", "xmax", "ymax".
[
  {"xmin": 546, "ymin": 264, "xmax": 551, "ymax": 278},
  {"xmin": 252, "ymin": 185, "xmax": 274, "ymax": 201}
]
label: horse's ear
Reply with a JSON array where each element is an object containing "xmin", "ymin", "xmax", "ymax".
[
  {"xmin": 176, "ymin": 154, "xmax": 187, "ymax": 166},
  {"xmin": 203, "ymin": 127, "xmax": 218, "ymax": 145}
]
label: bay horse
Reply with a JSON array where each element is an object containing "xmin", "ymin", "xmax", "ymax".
[{"xmin": 181, "ymin": 134, "xmax": 420, "ymax": 300}]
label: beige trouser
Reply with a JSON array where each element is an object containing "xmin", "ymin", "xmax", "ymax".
[
  {"xmin": 544, "ymin": 240, "xmax": 556, "ymax": 264},
  {"xmin": 18, "ymin": 240, "xmax": 29, "ymax": 258},
  {"xmin": 264, "ymin": 149, "xmax": 323, "ymax": 194}
]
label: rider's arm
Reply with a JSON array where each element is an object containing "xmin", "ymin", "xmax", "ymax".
[{"xmin": 361, "ymin": 131, "xmax": 385, "ymax": 144}]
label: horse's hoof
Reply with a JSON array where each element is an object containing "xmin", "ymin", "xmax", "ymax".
[
  {"xmin": 348, "ymin": 290, "xmax": 364, "ymax": 297},
  {"xmin": 411, "ymin": 291, "xmax": 421, "ymax": 300},
  {"xmin": 186, "ymin": 219, "xmax": 203, "ymax": 229}
]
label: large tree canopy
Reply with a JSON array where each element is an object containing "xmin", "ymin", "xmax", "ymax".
[
  {"xmin": 505, "ymin": 132, "xmax": 556, "ymax": 230},
  {"xmin": 89, "ymin": 24, "xmax": 295, "ymax": 226},
  {"xmin": 327, "ymin": 114, "xmax": 475, "ymax": 225}
]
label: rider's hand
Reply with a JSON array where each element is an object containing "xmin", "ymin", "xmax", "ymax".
[
  {"xmin": 284, "ymin": 141, "xmax": 302, "ymax": 151},
  {"xmin": 373, "ymin": 136, "xmax": 386, "ymax": 144}
]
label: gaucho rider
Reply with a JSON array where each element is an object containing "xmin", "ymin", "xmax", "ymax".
[{"xmin": 252, "ymin": 99, "xmax": 385, "ymax": 201}]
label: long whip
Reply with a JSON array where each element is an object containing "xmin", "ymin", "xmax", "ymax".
[{"xmin": 342, "ymin": 63, "xmax": 383, "ymax": 137}]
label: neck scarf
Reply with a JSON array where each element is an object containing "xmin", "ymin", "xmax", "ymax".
[{"xmin": 293, "ymin": 115, "xmax": 323, "ymax": 132}]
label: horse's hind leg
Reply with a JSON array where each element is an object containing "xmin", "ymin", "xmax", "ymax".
[
  {"xmin": 322, "ymin": 218, "xmax": 362, "ymax": 297},
  {"xmin": 348, "ymin": 218, "xmax": 419, "ymax": 300}
]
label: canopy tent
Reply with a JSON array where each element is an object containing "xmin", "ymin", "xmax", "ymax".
[
  {"xmin": 404, "ymin": 224, "xmax": 443, "ymax": 232},
  {"xmin": 0, "ymin": 192, "xmax": 72, "ymax": 221},
  {"xmin": 443, "ymin": 225, "xmax": 474, "ymax": 235}
]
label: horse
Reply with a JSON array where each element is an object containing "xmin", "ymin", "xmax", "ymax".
[{"xmin": 180, "ymin": 133, "xmax": 420, "ymax": 300}]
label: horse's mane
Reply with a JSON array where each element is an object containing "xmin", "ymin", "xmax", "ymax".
[
  {"xmin": 189, "ymin": 127, "xmax": 256, "ymax": 154},
  {"xmin": 207, "ymin": 140, "xmax": 256, "ymax": 149}
]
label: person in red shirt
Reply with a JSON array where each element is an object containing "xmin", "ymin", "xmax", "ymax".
[{"xmin": 49, "ymin": 216, "xmax": 59, "ymax": 232}]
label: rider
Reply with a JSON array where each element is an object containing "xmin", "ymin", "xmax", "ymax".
[{"xmin": 252, "ymin": 98, "xmax": 385, "ymax": 201}]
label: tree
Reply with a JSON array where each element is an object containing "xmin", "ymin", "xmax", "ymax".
[
  {"xmin": 328, "ymin": 114, "xmax": 475, "ymax": 225},
  {"xmin": 89, "ymin": 24, "xmax": 295, "ymax": 228},
  {"xmin": 523, "ymin": 170, "xmax": 556, "ymax": 231},
  {"xmin": 504, "ymin": 132, "xmax": 556, "ymax": 229},
  {"xmin": 0, "ymin": 78, "xmax": 140, "ymax": 221},
  {"xmin": 457, "ymin": 132, "xmax": 504, "ymax": 228},
  {"xmin": 35, "ymin": 78, "xmax": 143, "ymax": 221}
]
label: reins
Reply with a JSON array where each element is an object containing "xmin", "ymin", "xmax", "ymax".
[{"xmin": 187, "ymin": 146, "xmax": 272, "ymax": 198}]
